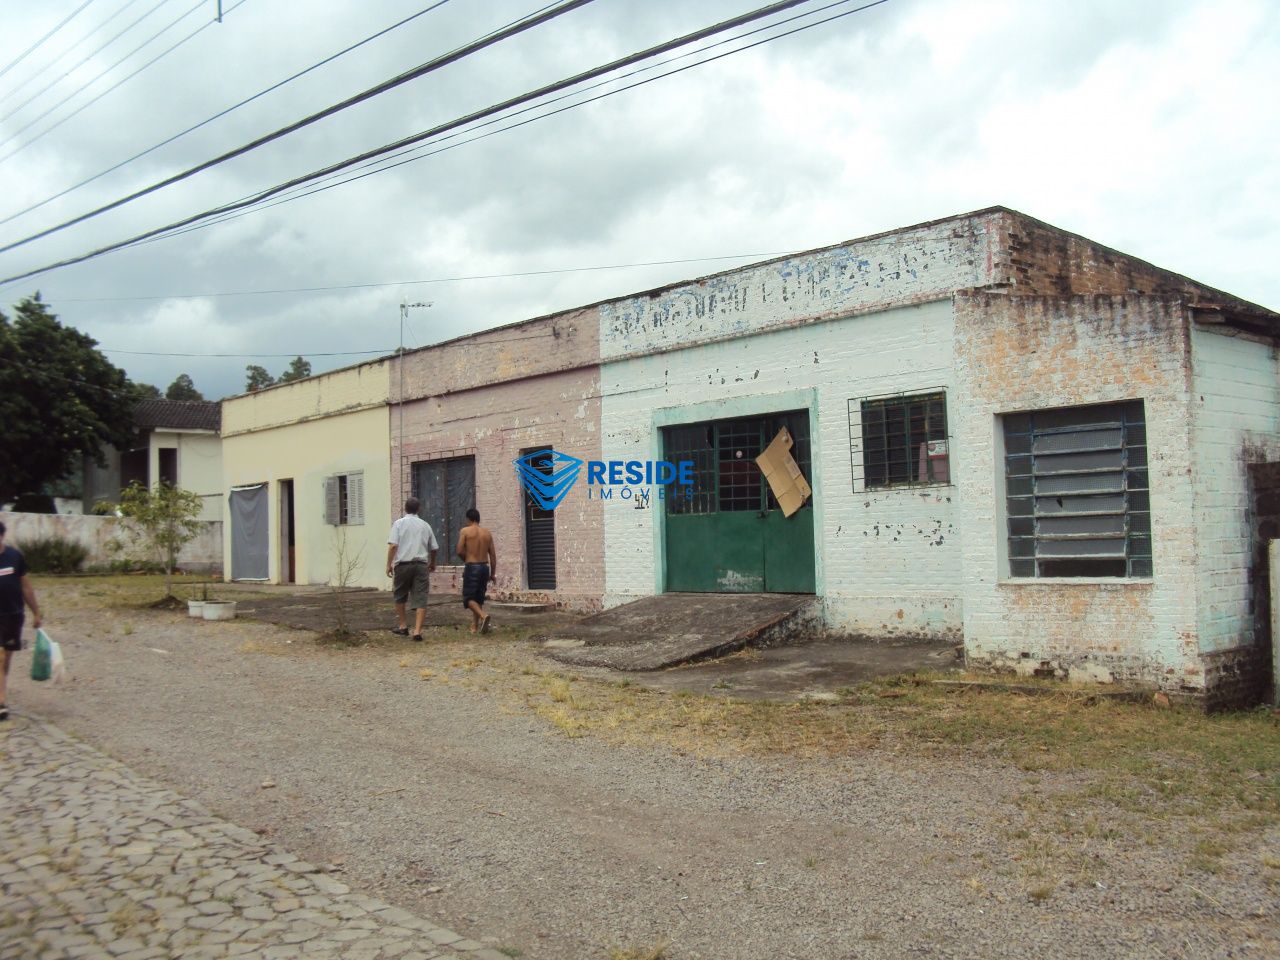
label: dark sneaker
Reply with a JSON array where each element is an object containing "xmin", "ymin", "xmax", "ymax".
[
  {"xmin": 0, "ymin": 705, "xmax": 8, "ymax": 722},
  {"xmin": 480, "ymin": 616, "xmax": 493, "ymax": 635},
  {"xmin": 390, "ymin": 627, "xmax": 409, "ymax": 637},
  {"xmin": 412, "ymin": 634, "xmax": 424, "ymax": 643}
]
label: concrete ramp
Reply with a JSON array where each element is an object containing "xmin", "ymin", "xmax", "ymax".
[{"xmin": 541, "ymin": 593, "xmax": 818, "ymax": 671}]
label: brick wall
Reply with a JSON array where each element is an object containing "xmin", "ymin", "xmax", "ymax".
[
  {"xmin": 992, "ymin": 210, "xmax": 1263, "ymax": 309},
  {"xmin": 396, "ymin": 368, "xmax": 604, "ymax": 610},
  {"xmin": 600, "ymin": 300, "xmax": 964, "ymax": 638},
  {"xmin": 953, "ymin": 293, "xmax": 1202, "ymax": 690}
]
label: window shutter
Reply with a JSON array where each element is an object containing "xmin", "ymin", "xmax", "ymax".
[
  {"xmin": 347, "ymin": 472, "xmax": 365, "ymax": 525},
  {"xmin": 323, "ymin": 476, "xmax": 340, "ymax": 525}
]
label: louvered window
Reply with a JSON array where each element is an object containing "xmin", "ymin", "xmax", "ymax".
[
  {"xmin": 324, "ymin": 471, "xmax": 365, "ymax": 526},
  {"xmin": 1003, "ymin": 401, "xmax": 1151, "ymax": 578}
]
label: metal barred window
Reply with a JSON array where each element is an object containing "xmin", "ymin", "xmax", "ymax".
[
  {"xmin": 852, "ymin": 391, "xmax": 950, "ymax": 490},
  {"xmin": 1003, "ymin": 401, "xmax": 1151, "ymax": 578}
]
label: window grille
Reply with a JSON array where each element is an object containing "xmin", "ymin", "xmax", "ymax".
[
  {"xmin": 1003, "ymin": 400, "xmax": 1151, "ymax": 578},
  {"xmin": 850, "ymin": 391, "xmax": 950, "ymax": 490}
]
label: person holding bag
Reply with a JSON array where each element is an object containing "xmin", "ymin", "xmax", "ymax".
[{"xmin": 0, "ymin": 521, "xmax": 43, "ymax": 721}]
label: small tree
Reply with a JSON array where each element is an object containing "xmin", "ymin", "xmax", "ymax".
[
  {"xmin": 328, "ymin": 527, "xmax": 365, "ymax": 640},
  {"xmin": 118, "ymin": 482, "xmax": 204, "ymax": 598}
]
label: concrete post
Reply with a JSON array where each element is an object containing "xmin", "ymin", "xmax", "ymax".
[{"xmin": 1271, "ymin": 540, "xmax": 1280, "ymax": 705}]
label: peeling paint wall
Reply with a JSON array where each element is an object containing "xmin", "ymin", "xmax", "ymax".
[
  {"xmin": 954, "ymin": 294, "xmax": 1201, "ymax": 689},
  {"xmin": 1190, "ymin": 326, "xmax": 1280, "ymax": 654},
  {"xmin": 600, "ymin": 214, "xmax": 1001, "ymax": 361},
  {"xmin": 600, "ymin": 300, "xmax": 963, "ymax": 638},
  {"xmin": 394, "ymin": 314, "xmax": 603, "ymax": 609}
]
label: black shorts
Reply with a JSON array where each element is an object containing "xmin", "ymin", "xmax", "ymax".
[
  {"xmin": 0, "ymin": 614, "xmax": 24, "ymax": 652},
  {"xmin": 462, "ymin": 563, "xmax": 490, "ymax": 609}
]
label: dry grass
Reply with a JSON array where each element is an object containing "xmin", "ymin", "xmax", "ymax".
[
  {"xmin": 608, "ymin": 940, "xmax": 669, "ymax": 960},
  {"xmin": 43, "ymin": 575, "xmax": 1280, "ymax": 879}
]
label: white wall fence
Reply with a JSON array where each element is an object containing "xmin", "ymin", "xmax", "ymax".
[{"xmin": 0, "ymin": 511, "xmax": 223, "ymax": 574}]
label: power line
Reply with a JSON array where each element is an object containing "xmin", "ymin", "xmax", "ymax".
[
  {"xmin": 0, "ymin": 0, "xmax": 455, "ymax": 229},
  {"xmin": 0, "ymin": 0, "xmax": 98, "ymax": 83},
  {"xmin": 0, "ymin": 0, "xmax": 178, "ymax": 131},
  {"xmin": 0, "ymin": 0, "xmax": 884, "ymax": 287},
  {"xmin": 103, "ymin": 348, "xmax": 392, "ymax": 357},
  {"xmin": 164, "ymin": 0, "xmax": 885, "ymax": 246},
  {"xmin": 0, "ymin": 0, "xmax": 251, "ymax": 166},
  {"xmin": 0, "ymin": 0, "xmax": 148, "ymax": 109},
  {"xmin": 45, "ymin": 252, "xmax": 802, "ymax": 302},
  {"xmin": 0, "ymin": 0, "xmax": 597, "ymax": 254}
]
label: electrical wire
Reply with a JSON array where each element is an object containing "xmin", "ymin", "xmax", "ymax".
[
  {"xmin": 0, "ymin": 0, "xmax": 883, "ymax": 287},
  {"xmin": 0, "ymin": 0, "xmax": 252, "ymax": 166},
  {"xmin": 0, "ymin": 0, "xmax": 148, "ymax": 109},
  {"xmin": 0, "ymin": 0, "xmax": 99, "ymax": 83},
  {"xmin": 0, "ymin": 0, "xmax": 455, "ymax": 229},
  {"xmin": 0, "ymin": 0, "xmax": 177, "ymax": 130},
  {"xmin": 102, "ymin": 348, "xmax": 392, "ymax": 357},
  {"xmin": 46, "ymin": 251, "xmax": 802, "ymax": 302},
  {"xmin": 149, "ymin": 0, "xmax": 886, "ymax": 246},
  {"xmin": 0, "ymin": 0, "xmax": 597, "ymax": 254}
]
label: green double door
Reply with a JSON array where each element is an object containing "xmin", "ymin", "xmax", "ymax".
[{"xmin": 663, "ymin": 411, "xmax": 816, "ymax": 594}]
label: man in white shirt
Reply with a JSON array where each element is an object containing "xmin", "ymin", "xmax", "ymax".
[{"xmin": 386, "ymin": 497, "xmax": 438, "ymax": 641}]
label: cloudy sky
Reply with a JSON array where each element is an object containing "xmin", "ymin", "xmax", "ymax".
[{"xmin": 0, "ymin": 0, "xmax": 1275, "ymax": 400}]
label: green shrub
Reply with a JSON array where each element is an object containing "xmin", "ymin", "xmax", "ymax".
[{"xmin": 19, "ymin": 535, "xmax": 89, "ymax": 574}]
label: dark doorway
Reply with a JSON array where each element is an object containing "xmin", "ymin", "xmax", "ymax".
[
  {"xmin": 157, "ymin": 448, "xmax": 178, "ymax": 487},
  {"xmin": 522, "ymin": 446, "xmax": 557, "ymax": 590},
  {"xmin": 280, "ymin": 479, "xmax": 295, "ymax": 584}
]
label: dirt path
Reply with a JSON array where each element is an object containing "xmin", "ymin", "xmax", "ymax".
[{"xmin": 13, "ymin": 583, "xmax": 1279, "ymax": 959}]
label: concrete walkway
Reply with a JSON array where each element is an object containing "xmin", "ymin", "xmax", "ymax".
[
  {"xmin": 541, "ymin": 592, "xmax": 818, "ymax": 670},
  {"xmin": 0, "ymin": 714, "xmax": 507, "ymax": 960}
]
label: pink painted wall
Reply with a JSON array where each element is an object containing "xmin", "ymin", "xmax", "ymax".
[{"xmin": 391, "ymin": 311, "xmax": 603, "ymax": 609}]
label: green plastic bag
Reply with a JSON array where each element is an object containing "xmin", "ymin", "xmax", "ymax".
[{"xmin": 30, "ymin": 628, "xmax": 52, "ymax": 682}]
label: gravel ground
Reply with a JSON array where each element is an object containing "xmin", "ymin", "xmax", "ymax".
[{"xmin": 11, "ymin": 586, "xmax": 1280, "ymax": 960}]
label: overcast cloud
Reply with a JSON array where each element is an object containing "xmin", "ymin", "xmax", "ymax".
[{"xmin": 0, "ymin": 0, "xmax": 1275, "ymax": 399}]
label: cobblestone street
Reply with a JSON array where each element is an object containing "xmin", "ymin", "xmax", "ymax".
[{"xmin": 0, "ymin": 713, "xmax": 508, "ymax": 960}]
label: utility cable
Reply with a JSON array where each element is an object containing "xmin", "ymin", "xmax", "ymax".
[
  {"xmin": 0, "ymin": 0, "xmax": 597, "ymax": 254},
  {"xmin": 48, "ymin": 252, "xmax": 802, "ymax": 303},
  {"xmin": 156, "ymin": 0, "xmax": 885, "ymax": 245},
  {"xmin": 0, "ymin": 0, "xmax": 454, "ymax": 228},
  {"xmin": 0, "ymin": 0, "xmax": 177, "ymax": 130},
  {"xmin": 0, "ymin": 0, "xmax": 147, "ymax": 109},
  {"xmin": 0, "ymin": 0, "xmax": 251, "ymax": 165},
  {"xmin": 0, "ymin": 0, "xmax": 98, "ymax": 83},
  {"xmin": 0, "ymin": 0, "xmax": 878, "ymax": 286}
]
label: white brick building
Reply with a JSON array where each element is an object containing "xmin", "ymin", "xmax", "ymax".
[{"xmin": 588, "ymin": 208, "xmax": 1280, "ymax": 705}]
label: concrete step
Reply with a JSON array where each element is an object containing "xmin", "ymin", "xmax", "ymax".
[{"xmin": 540, "ymin": 593, "xmax": 819, "ymax": 671}]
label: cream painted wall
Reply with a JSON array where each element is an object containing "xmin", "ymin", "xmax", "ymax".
[
  {"xmin": 220, "ymin": 405, "xmax": 391, "ymax": 588},
  {"xmin": 150, "ymin": 430, "xmax": 222, "ymax": 522},
  {"xmin": 222, "ymin": 358, "xmax": 389, "ymax": 434},
  {"xmin": 222, "ymin": 360, "xmax": 392, "ymax": 587}
]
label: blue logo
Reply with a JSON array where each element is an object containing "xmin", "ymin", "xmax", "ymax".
[
  {"xmin": 514, "ymin": 449, "xmax": 697, "ymax": 509},
  {"xmin": 513, "ymin": 449, "xmax": 584, "ymax": 511}
]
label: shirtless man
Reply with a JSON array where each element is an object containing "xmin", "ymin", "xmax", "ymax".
[{"xmin": 456, "ymin": 509, "xmax": 496, "ymax": 634}]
